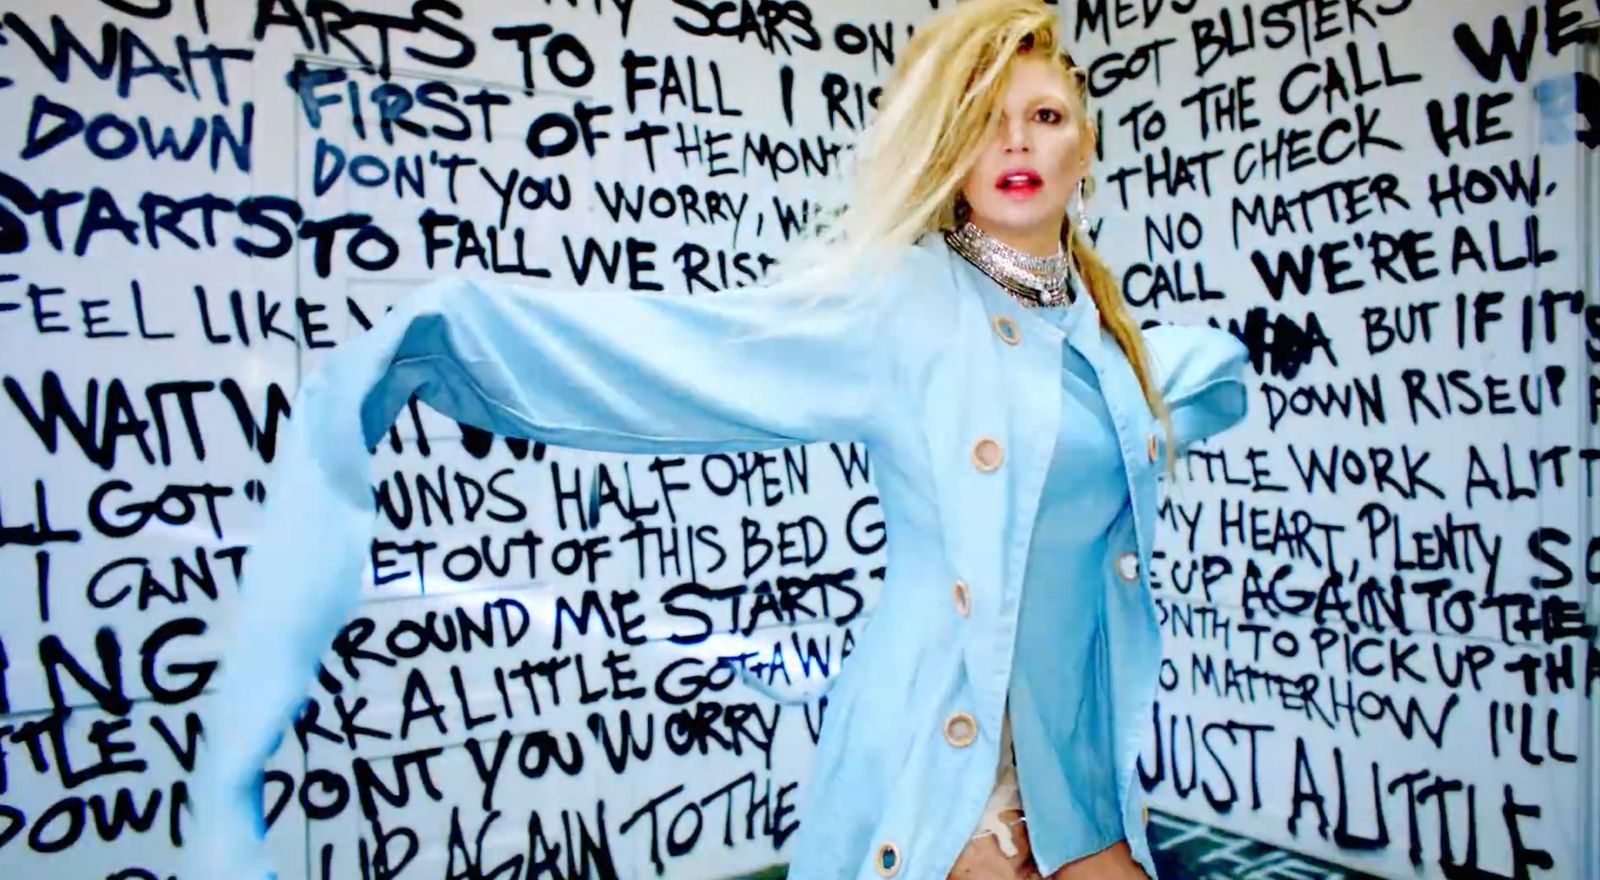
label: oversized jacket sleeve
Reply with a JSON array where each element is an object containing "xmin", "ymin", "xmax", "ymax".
[
  {"xmin": 189, "ymin": 270, "xmax": 902, "ymax": 879},
  {"xmin": 1141, "ymin": 322, "xmax": 1251, "ymax": 454}
]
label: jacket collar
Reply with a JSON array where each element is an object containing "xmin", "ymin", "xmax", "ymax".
[{"xmin": 928, "ymin": 231, "xmax": 1105, "ymax": 366}]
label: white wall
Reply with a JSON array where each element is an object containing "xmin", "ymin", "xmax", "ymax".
[{"xmin": 0, "ymin": 1, "xmax": 1594, "ymax": 879}]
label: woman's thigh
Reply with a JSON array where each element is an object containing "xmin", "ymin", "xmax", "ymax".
[
  {"xmin": 946, "ymin": 809, "xmax": 1040, "ymax": 879},
  {"xmin": 1042, "ymin": 839, "xmax": 1149, "ymax": 880},
  {"xmin": 945, "ymin": 808, "xmax": 1149, "ymax": 880}
]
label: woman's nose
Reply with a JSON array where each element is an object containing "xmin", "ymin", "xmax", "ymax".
[{"xmin": 1001, "ymin": 116, "xmax": 1029, "ymax": 151}]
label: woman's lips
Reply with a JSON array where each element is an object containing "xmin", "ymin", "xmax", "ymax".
[
  {"xmin": 996, "ymin": 169, "xmax": 1043, "ymax": 199},
  {"xmin": 997, "ymin": 180, "xmax": 1042, "ymax": 199}
]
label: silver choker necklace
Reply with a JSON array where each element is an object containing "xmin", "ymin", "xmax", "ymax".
[{"xmin": 943, "ymin": 220, "xmax": 1074, "ymax": 308}]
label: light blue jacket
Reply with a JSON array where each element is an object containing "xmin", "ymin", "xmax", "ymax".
[{"xmin": 191, "ymin": 230, "xmax": 1249, "ymax": 880}]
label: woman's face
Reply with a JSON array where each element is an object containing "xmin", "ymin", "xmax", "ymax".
[{"xmin": 959, "ymin": 54, "xmax": 1094, "ymax": 256}]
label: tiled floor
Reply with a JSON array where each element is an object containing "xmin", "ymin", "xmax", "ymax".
[{"xmin": 1146, "ymin": 810, "xmax": 1381, "ymax": 879}]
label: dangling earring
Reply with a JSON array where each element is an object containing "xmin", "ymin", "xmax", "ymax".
[
  {"xmin": 953, "ymin": 191, "xmax": 971, "ymax": 226},
  {"xmin": 1063, "ymin": 177, "xmax": 1087, "ymax": 274},
  {"xmin": 1073, "ymin": 177, "xmax": 1090, "ymax": 229}
]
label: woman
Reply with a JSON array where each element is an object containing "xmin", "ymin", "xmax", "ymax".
[{"xmin": 191, "ymin": 1, "xmax": 1250, "ymax": 879}]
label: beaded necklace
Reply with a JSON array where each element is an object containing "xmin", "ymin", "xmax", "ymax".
[{"xmin": 943, "ymin": 220, "xmax": 1077, "ymax": 308}]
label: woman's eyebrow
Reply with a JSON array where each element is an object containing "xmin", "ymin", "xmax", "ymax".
[{"xmin": 1021, "ymin": 94, "xmax": 1069, "ymax": 108}]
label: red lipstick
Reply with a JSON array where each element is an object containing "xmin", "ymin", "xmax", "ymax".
[{"xmin": 995, "ymin": 166, "xmax": 1043, "ymax": 198}]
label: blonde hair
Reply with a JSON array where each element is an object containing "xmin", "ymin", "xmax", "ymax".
[{"xmin": 762, "ymin": 0, "xmax": 1176, "ymax": 471}]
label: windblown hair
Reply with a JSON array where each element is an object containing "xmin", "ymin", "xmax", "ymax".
[{"xmin": 764, "ymin": 0, "xmax": 1176, "ymax": 470}]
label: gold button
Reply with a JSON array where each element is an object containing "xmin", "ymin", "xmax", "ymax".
[
  {"xmin": 970, "ymin": 436, "xmax": 1004, "ymax": 472},
  {"xmin": 1142, "ymin": 804, "xmax": 1150, "ymax": 825},
  {"xmin": 1146, "ymin": 432, "xmax": 1158, "ymax": 462},
  {"xmin": 1116, "ymin": 551, "xmax": 1139, "ymax": 582},
  {"xmin": 952, "ymin": 579, "xmax": 971, "ymax": 616},
  {"xmin": 943, "ymin": 711, "xmax": 978, "ymax": 747},
  {"xmin": 992, "ymin": 315, "xmax": 1021, "ymax": 345},
  {"xmin": 875, "ymin": 840, "xmax": 902, "ymax": 876}
]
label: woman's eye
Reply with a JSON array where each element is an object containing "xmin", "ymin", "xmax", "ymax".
[{"xmin": 1037, "ymin": 108, "xmax": 1063, "ymax": 123}]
